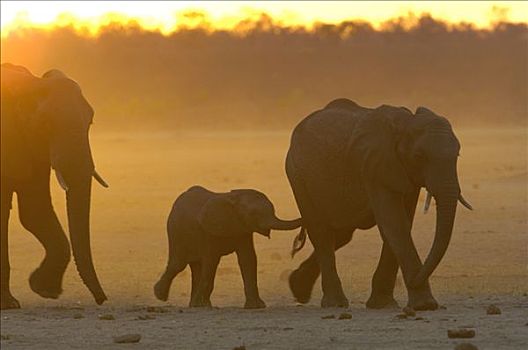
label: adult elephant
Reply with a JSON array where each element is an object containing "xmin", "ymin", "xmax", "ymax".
[
  {"xmin": 286, "ymin": 98, "xmax": 471, "ymax": 309},
  {"xmin": 1, "ymin": 63, "xmax": 108, "ymax": 309}
]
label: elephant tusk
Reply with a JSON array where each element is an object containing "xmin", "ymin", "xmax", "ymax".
[
  {"xmin": 423, "ymin": 191, "xmax": 432, "ymax": 214},
  {"xmin": 55, "ymin": 170, "xmax": 69, "ymax": 192},
  {"xmin": 458, "ymin": 194, "xmax": 473, "ymax": 210},
  {"xmin": 93, "ymin": 170, "xmax": 109, "ymax": 188}
]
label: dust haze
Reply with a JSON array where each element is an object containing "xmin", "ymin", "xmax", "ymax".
[
  {"xmin": 1, "ymin": 13, "xmax": 527, "ymax": 350},
  {"xmin": 2, "ymin": 13, "xmax": 527, "ymax": 129}
]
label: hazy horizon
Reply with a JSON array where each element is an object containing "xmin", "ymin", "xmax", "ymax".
[{"xmin": 2, "ymin": 13, "xmax": 526, "ymax": 131}]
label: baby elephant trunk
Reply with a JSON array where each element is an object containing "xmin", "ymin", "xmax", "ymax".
[{"xmin": 267, "ymin": 216, "xmax": 303, "ymax": 231}]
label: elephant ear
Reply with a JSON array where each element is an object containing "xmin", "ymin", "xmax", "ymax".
[
  {"xmin": 0, "ymin": 97, "xmax": 33, "ymax": 180},
  {"xmin": 198, "ymin": 195, "xmax": 249, "ymax": 237},
  {"xmin": 349, "ymin": 110, "xmax": 413, "ymax": 194}
]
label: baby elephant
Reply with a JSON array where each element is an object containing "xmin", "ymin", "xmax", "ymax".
[{"xmin": 154, "ymin": 186, "xmax": 302, "ymax": 308}]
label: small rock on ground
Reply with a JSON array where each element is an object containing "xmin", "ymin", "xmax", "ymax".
[
  {"xmin": 454, "ymin": 343, "xmax": 479, "ymax": 350},
  {"xmin": 98, "ymin": 314, "xmax": 115, "ymax": 320},
  {"xmin": 233, "ymin": 346, "xmax": 246, "ymax": 350},
  {"xmin": 486, "ymin": 304, "xmax": 501, "ymax": 315},
  {"xmin": 338, "ymin": 313, "xmax": 352, "ymax": 320},
  {"xmin": 137, "ymin": 314, "xmax": 156, "ymax": 320},
  {"xmin": 126, "ymin": 307, "xmax": 144, "ymax": 312},
  {"xmin": 321, "ymin": 314, "xmax": 335, "ymax": 319},
  {"xmin": 113, "ymin": 334, "xmax": 141, "ymax": 344},
  {"xmin": 448, "ymin": 328, "xmax": 476, "ymax": 339},
  {"xmin": 146, "ymin": 306, "xmax": 168, "ymax": 313}
]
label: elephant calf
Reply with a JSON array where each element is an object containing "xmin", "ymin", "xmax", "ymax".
[{"xmin": 154, "ymin": 186, "xmax": 302, "ymax": 309}]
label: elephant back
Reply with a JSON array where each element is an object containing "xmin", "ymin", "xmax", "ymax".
[{"xmin": 288, "ymin": 105, "xmax": 371, "ymax": 230}]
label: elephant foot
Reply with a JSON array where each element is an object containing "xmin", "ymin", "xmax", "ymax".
[
  {"xmin": 244, "ymin": 298, "xmax": 266, "ymax": 309},
  {"xmin": 29, "ymin": 268, "xmax": 62, "ymax": 299},
  {"xmin": 366, "ymin": 293, "xmax": 399, "ymax": 309},
  {"xmin": 189, "ymin": 297, "xmax": 212, "ymax": 308},
  {"xmin": 407, "ymin": 297, "xmax": 438, "ymax": 311},
  {"xmin": 1, "ymin": 292, "xmax": 21, "ymax": 310},
  {"xmin": 153, "ymin": 281, "xmax": 169, "ymax": 302},
  {"xmin": 321, "ymin": 294, "xmax": 349, "ymax": 308},
  {"xmin": 289, "ymin": 269, "xmax": 315, "ymax": 304},
  {"xmin": 407, "ymin": 287, "xmax": 438, "ymax": 311}
]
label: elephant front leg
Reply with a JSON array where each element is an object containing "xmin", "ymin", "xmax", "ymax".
[
  {"xmin": 404, "ymin": 190, "xmax": 438, "ymax": 311},
  {"xmin": 367, "ymin": 185, "xmax": 438, "ymax": 311},
  {"xmin": 1, "ymin": 190, "xmax": 20, "ymax": 310},
  {"xmin": 406, "ymin": 280, "xmax": 437, "ymax": 311},
  {"xmin": 378, "ymin": 219, "xmax": 437, "ymax": 311},
  {"xmin": 236, "ymin": 236, "xmax": 265, "ymax": 309},
  {"xmin": 366, "ymin": 242, "xmax": 399, "ymax": 309},
  {"xmin": 190, "ymin": 254, "xmax": 220, "ymax": 308},
  {"xmin": 17, "ymin": 189, "xmax": 71, "ymax": 300},
  {"xmin": 189, "ymin": 261, "xmax": 202, "ymax": 305}
]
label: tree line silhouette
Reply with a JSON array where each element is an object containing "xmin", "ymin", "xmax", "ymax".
[{"xmin": 2, "ymin": 13, "xmax": 526, "ymax": 129}]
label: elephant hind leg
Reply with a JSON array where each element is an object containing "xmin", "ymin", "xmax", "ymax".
[
  {"xmin": 366, "ymin": 241, "xmax": 400, "ymax": 309},
  {"xmin": 310, "ymin": 230, "xmax": 348, "ymax": 308},
  {"xmin": 289, "ymin": 251, "xmax": 319, "ymax": 304},
  {"xmin": 190, "ymin": 253, "xmax": 221, "ymax": 308},
  {"xmin": 286, "ymin": 159, "xmax": 325, "ymax": 304},
  {"xmin": 17, "ymin": 185, "xmax": 71, "ymax": 299},
  {"xmin": 154, "ymin": 258, "xmax": 187, "ymax": 302},
  {"xmin": 289, "ymin": 230, "xmax": 353, "ymax": 305}
]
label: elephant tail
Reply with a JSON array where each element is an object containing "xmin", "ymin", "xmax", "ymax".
[{"xmin": 291, "ymin": 226, "xmax": 307, "ymax": 258}]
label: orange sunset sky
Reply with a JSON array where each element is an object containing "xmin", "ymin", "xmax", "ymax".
[{"xmin": 1, "ymin": 1, "xmax": 527, "ymax": 37}]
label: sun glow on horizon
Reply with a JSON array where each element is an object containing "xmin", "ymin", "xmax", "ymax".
[{"xmin": 1, "ymin": 1, "xmax": 527, "ymax": 37}]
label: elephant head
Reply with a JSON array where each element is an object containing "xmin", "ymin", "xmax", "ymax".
[
  {"xmin": 401, "ymin": 107, "xmax": 472, "ymax": 286},
  {"xmin": 198, "ymin": 189, "xmax": 302, "ymax": 237},
  {"xmin": 351, "ymin": 105, "xmax": 472, "ymax": 287},
  {"xmin": 1, "ymin": 64, "xmax": 108, "ymax": 304}
]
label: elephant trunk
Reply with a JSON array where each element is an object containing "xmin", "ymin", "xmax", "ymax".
[
  {"xmin": 266, "ymin": 216, "xmax": 303, "ymax": 231},
  {"xmin": 65, "ymin": 176, "xmax": 107, "ymax": 305},
  {"xmin": 412, "ymin": 181, "xmax": 459, "ymax": 287}
]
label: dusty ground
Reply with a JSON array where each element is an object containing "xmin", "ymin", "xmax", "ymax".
[{"xmin": 1, "ymin": 127, "xmax": 527, "ymax": 349}]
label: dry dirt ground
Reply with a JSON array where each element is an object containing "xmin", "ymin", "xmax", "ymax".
[{"xmin": 1, "ymin": 127, "xmax": 527, "ymax": 349}]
